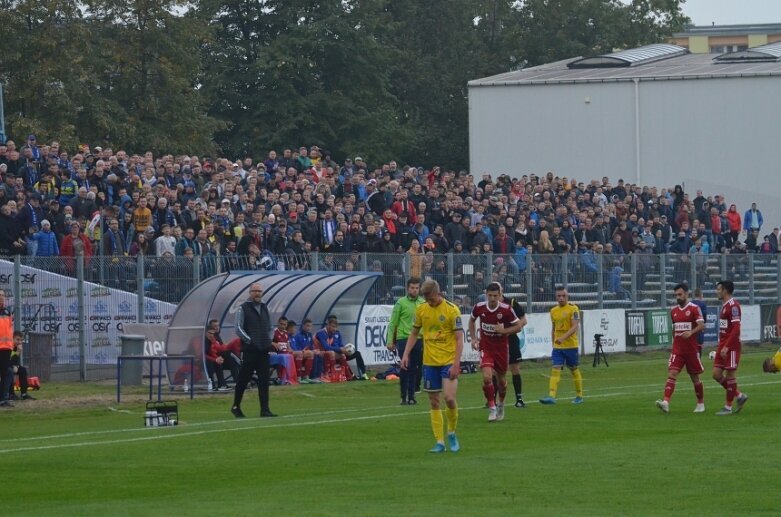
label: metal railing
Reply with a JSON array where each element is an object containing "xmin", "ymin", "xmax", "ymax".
[{"xmin": 2, "ymin": 251, "xmax": 779, "ymax": 377}]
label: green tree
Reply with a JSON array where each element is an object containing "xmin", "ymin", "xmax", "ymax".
[
  {"xmin": 198, "ymin": 0, "xmax": 411, "ymax": 164},
  {"xmin": 0, "ymin": 0, "xmax": 93, "ymax": 149},
  {"xmin": 509, "ymin": 0, "xmax": 689, "ymax": 66}
]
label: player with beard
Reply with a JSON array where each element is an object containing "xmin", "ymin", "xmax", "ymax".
[{"xmin": 655, "ymin": 284, "xmax": 706, "ymax": 414}]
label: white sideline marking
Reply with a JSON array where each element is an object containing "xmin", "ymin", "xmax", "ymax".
[
  {"xmin": 0, "ymin": 410, "xmax": 438, "ymax": 455},
  {"xmin": 0, "ymin": 404, "xmax": 414, "ymax": 444},
  {"xmin": 2, "ymin": 378, "xmax": 780, "ymax": 455}
]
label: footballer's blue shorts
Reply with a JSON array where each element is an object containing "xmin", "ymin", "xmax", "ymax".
[
  {"xmin": 423, "ymin": 365, "xmax": 452, "ymax": 392},
  {"xmin": 552, "ymin": 348, "xmax": 579, "ymax": 368}
]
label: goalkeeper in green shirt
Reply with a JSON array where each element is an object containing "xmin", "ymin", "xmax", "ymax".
[{"xmin": 387, "ymin": 277, "xmax": 425, "ymax": 405}]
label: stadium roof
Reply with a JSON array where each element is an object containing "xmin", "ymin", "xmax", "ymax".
[
  {"xmin": 672, "ymin": 23, "xmax": 781, "ymax": 38},
  {"xmin": 469, "ymin": 50, "xmax": 781, "ymax": 87},
  {"xmin": 714, "ymin": 41, "xmax": 781, "ymax": 63},
  {"xmin": 568, "ymin": 44, "xmax": 687, "ymax": 69}
]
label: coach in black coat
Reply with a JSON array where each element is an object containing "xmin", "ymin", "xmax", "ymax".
[{"xmin": 231, "ymin": 282, "xmax": 279, "ymax": 418}]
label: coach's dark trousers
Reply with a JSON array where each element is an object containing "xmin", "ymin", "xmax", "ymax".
[
  {"xmin": 233, "ymin": 348, "xmax": 271, "ymax": 413},
  {"xmin": 397, "ymin": 339, "xmax": 422, "ymax": 402},
  {"xmin": 0, "ymin": 349, "xmax": 12, "ymax": 402}
]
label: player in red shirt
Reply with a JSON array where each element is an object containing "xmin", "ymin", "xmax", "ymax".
[
  {"xmin": 655, "ymin": 284, "xmax": 706, "ymax": 414},
  {"xmin": 713, "ymin": 280, "xmax": 748, "ymax": 415},
  {"xmin": 468, "ymin": 282, "xmax": 523, "ymax": 422},
  {"xmin": 272, "ymin": 316, "xmax": 291, "ymax": 353}
]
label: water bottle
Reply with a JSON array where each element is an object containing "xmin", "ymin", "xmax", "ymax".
[
  {"xmin": 207, "ymin": 379, "xmax": 213, "ymax": 392},
  {"xmin": 183, "ymin": 379, "xmax": 190, "ymax": 393}
]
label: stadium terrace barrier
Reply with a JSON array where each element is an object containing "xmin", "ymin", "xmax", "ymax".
[
  {"xmin": 0, "ymin": 252, "xmax": 778, "ymax": 378},
  {"xmin": 356, "ymin": 306, "xmax": 764, "ymax": 366}
]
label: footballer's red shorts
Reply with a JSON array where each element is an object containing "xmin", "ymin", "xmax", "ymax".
[
  {"xmin": 713, "ymin": 345, "xmax": 741, "ymax": 371},
  {"xmin": 668, "ymin": 352, "xmax": 704, "ymax": 375},
  {"xmin": 480, "ymin": 343, "xmax": 508, "ymax": 374}
]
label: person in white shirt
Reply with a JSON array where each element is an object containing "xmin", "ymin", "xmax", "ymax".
[{"xmin": 155, "ymin": 224, "xmax": 177, "ymax": 256}]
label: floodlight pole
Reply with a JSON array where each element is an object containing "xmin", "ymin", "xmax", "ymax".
[{"xmin": 0, "ymin": 83, "xmax": 5, "ymax": 144}]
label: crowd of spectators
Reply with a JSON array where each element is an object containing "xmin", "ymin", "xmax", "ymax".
[{"xmin": 0, "ymin": 133, "xmax": 778, "ymax": 304}]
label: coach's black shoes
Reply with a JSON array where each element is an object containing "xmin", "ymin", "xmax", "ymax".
[
  {"xmin": 260, "ymin": 410, "xmax": 278, "ymax": 418},
  {"xmin": 231, "ymin": 406, "xmax": 246, "ymax": 418}
]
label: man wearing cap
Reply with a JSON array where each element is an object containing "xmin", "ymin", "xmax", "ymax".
[
  {"xmin": 366, "ymin": 179, "xmax": 385, "ymax": 216},
  {"xmin": 17, "ymin": 192, "xmax": 44, "ymax": 234}
]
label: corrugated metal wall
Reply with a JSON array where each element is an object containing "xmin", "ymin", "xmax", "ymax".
[{"xmin": 469, "ymin": 76, "xmax": 781, "ymax": 231}]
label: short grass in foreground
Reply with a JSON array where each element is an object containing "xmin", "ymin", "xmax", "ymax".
[{"xmin": 2, "ymin": 345, "xmax": 780, "ymax": 516}]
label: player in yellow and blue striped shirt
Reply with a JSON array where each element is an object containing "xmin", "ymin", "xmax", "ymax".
[{"xmin": 401, "ymin": 279, "xmax": 464, "ymax": 453}]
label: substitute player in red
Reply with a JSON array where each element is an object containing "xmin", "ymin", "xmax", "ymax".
[
  {"xmin": 469, "ymin": 282, "xmax": 524, "ymax": 422},
  {"xmin": 655, "ymin": 284, "xmax": 706, "ymax": 414},
  {"xmin": 713, "ymin": 280, "xmax": 748, "ymax": 415}
]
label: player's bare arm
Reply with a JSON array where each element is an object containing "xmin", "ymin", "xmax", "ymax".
[{"xmin": 468, "ymin": 316, "xmax": 478, "ymax": 351}]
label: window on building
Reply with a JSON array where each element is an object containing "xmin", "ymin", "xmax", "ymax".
[{"xmin": 711, "ymin": 45, "xmax": 748, "ymax": 54}]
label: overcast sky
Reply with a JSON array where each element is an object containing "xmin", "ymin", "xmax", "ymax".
[{"xmin": 678, "ymin": 0, "xmax": 781, "ymax": 25}]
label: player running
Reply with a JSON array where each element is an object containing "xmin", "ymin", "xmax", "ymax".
[
  {"xmin": 469, "ymin": 283, "xmax": 524, "ymax": 422},
  {"xmin": 713, "ymin": 280, "xmax": 748, "ymax": 415},
  {"xmin": 655, "ymin": 284, "xmax": 706, "ymax": 414},
  {"xmin": 401, "ymin": 280, "xmax": 464, "ymax": 453}
]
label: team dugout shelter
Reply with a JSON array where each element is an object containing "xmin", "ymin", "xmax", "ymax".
[{"xmin": 165, "ymin": 271, "xmax": 381, "ymax": 387}]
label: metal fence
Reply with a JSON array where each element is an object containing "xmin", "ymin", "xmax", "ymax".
[{"xmin": 2, "ymin": 251, "xmax": 779, "ymax": 377}]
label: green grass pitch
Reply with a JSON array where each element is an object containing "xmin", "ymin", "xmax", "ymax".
[{"xmin": 3, "ymin": 346, "xmax": 779, "ymax": 516}]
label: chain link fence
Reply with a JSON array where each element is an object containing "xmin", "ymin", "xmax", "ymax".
[{"xmin": 2, "ymin": 250, "xmax": 780, "ymax": 379}]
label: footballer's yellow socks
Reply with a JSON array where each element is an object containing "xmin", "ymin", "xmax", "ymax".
[
  {"xmin": 445, "ymin": 406, "xmax": 458, "ymax": 433},
  {"xmin": 430, "ymin": 410, "xmax": 444, "ymax": 443},
  {"xmin": 572, "ymin": 368, "xmax": 583, "ymax": 397},
  {"xmin": 549, "ymin": 368, "xmax": 561, "ymax": 398}
]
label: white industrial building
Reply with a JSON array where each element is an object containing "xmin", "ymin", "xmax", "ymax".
[{"xmin": 468, "ymin": 43, "xmax": 781, "ymax": 232}]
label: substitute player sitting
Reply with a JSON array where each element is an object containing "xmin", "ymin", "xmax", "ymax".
[
  {"xmin": 655, "ymin": 284, "xmax": 706, "ymax": 414},
  {"xmin": 469, "ymin": 282, "xmax": 523, "ymax": 422}
]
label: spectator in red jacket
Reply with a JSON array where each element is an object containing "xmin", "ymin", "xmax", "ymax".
[
  {"xmin": 726, "ymin": 204, "xmax": 742, "ymax": 248},
  {"xmin": 59, "ymin": 221, "xmax": 93, "ymax": 274}
]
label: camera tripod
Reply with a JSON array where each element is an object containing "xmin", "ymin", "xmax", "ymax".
[{"xmin": 592, "ymin": 333, "xmax": 609, "ymax": 367}]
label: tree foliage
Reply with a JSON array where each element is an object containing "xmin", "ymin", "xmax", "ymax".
[{"xmin": 0, "ymin": 0, "xmax": 688, "ymax": 166}]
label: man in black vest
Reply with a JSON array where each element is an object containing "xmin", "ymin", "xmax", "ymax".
[{"xmin": 231, "ymin": 282, "xmax": 278, "ymax": 418}]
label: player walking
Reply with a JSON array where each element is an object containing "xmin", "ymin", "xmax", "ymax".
[
  {"xmin": 655, "ymin": 284, "xmax": 706, "ymax": 413},
  {"xmin": 469, "ymin": 283, "xmax": 523, "ymax": 422},
  {"xmin": 499, "ymin": 286, "xmax": 528, "ymax": 408},
  {"xmin": 713, "ymin": 280, "xmax": 748, "ymax": 415},
  {"xmin": 540, "ymin": 286, "xmax": 584, "ymax": 405},
  {"xmin": 401, "ymin": 280, "xmax": 464, "ymax": 453}
]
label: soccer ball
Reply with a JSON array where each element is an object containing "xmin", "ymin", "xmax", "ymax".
[
  {"xmin": 708, "ymin": 350, "xmax": 716, "ymax": 360},
  {"xmin": 343, "ymin": 343, "xmax": 356, "ymax": 356}
]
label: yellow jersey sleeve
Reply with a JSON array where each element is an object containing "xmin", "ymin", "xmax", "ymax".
[{"xmin": 773, "ymin": 350, "xmax": 781, "ymax": 371}]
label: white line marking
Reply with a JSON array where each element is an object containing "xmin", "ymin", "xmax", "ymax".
[
  {"xmin": 0, "ymin": 404, "xmax": 413, "ymax": 444},
  {"xmin": 2, "ymin": 378, "xmax": 779, "ymax": 455}
]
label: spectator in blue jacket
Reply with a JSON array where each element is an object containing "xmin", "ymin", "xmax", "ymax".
[
  {"xmin": 31, "ymin": 220, "xmax": 59, "ymax": 257},
  {"xmin": 743, "ymin": 203, "xmax": 763, "ymax": 233}
]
